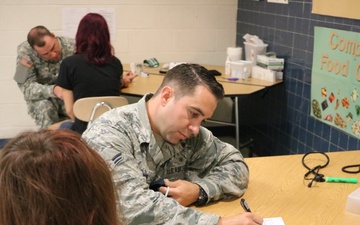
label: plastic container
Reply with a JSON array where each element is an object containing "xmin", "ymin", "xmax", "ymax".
[
  {"xmin": 227, "ymin": 47, "xmax": 242, "ymax": 61},
  {"xmin": 244, "ymin": 42, "xmax": 268, "ymax": 62},
  {"xmin": 230, "ymin": 60, "xmax": 253, "ymax": 80},
  {"xmin": 345, "ymin": 187, "xmax": 360, "ymax": 215},
  {"xmin": 225, "ymin": 57, "xmax": 231, "ymax": 76},
  {"xmin": 225, "ymin": 47, "xmax": 242, "ymax": 76}
]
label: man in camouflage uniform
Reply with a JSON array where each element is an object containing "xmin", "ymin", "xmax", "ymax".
[
  {"xmin": 82, "ymin": 64, "xmax": 263, "ymax": 225},
  {"xmin": 14, "ymin": 25, "xmax": 75, "ymax": 128}
]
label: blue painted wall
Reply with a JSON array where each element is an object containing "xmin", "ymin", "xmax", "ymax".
[{"xmin": 236, "ymin": 0, "xmax": 360, "ymax": 155}]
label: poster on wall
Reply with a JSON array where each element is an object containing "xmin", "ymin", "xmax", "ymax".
[
  {"xmin": 312, "ymin": 0, "xmax": 360, "ymax": 20},
  {"xmin": 62, "ymin": 8, "xmax": 116, "ymax": 41},
  {"xmin": 311, "ymin": 27, "xmax": 360, "ymax": 138}
]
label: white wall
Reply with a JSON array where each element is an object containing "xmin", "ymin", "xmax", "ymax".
[{"xmin": 0, "ymin": 0, "xmax": 238, "ymax": 138}]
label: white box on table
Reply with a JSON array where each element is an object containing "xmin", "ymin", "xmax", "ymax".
[
  {"xmin": 346, "ymin": 188, "xmax": 360, "ymax": 215},
  {"xmin": 256, "ymin": 55, "xmax": 284, "ymax": 70}
]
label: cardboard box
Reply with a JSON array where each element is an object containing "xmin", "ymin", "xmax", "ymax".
[
  {"xmin": 256, "ymin": 55, "xmax": 284, "ymax": 70},
  {"xmin": 252, "ymin": 66, "xmax": 276, "ymax": 82}
]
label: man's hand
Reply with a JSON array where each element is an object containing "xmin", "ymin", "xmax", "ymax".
[
  {"xmin": 218, "ymin": 213, "xmax": 263, "ymax": 225},
  {"xmin": 53, "ymin": 85, "xmax": 63, "ymax": 99},
  {"xmin": 158, "ymin": 180, "xmax": 264, "ymax": 225},
  {"xmin": 121, "ymin": 71, "xmax": 137, "ymax": 88},
  {"xmin": 159, "ymin": 179, "xmax": 199, "ymax": 206}
]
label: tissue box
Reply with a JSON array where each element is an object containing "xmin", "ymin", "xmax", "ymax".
[
  {"xmin": 256, "ymin": 55, "xmax": 284, "ymax": 70},
  {"xmin": 345, "ymin": 188, "xmax": 360, "ymax": 215}
]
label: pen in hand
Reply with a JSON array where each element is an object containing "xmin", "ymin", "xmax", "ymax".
[{"xmin": 240, "ymin": 198, "xmax": 252, "ymax": 212}]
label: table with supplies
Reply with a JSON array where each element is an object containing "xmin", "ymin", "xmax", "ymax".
[
  {"xmin": 124, "ymin": 64, "xmax": 283, "ymax": 87},
  {"xmin": 195, "ymin": 150, "xmax": 360, "ymax": 225}
]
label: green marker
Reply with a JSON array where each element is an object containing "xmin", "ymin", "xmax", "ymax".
[{"xmin": 325, "ymin": 177, "xmax": 358, "ymax": 183}]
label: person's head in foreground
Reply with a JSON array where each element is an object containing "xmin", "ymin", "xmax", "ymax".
[
  {"xmin": 0, "ymin": 129, "xmax": 120, "ymax": 225},
  {"xmin": 149, "ymin": 63, "xmax": 224, "ymax": 144}
]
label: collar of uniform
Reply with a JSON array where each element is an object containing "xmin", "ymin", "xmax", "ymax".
[
  {"xmin": 136, "ymin": 93, "xmax": 154, "ymax": 146},
  {"xmin": 58, "ymin": 37, "xmax": 64, "ymax": 60},
  {"xmin": 58, "ymin": 36, "xmax": 68, "ymax": 62}
]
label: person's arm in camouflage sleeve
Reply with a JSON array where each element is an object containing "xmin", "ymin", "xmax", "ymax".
[
  {"xmin": 186, "ymin": 127, "xmax": 249, "ymax": 204},
  {"xmin": 14, "ymin": 45, "xmax": 57, "ymax": 101},
  {"xmin": 83, "ymin": 119, "xmax": 220, "ymax": 225},
  {"xmin": 17, "ymin": 76, "xmax": 57, "ymax": 101}
]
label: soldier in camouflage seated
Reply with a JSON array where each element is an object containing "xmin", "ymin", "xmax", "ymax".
[{"xmin": 83, "ymin": 63, "xmax": 263, "ymax": 225}]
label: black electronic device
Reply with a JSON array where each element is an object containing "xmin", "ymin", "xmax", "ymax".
[{"xmin": 149, "ymin": 178, "xmax": 166, "ymax": 191}]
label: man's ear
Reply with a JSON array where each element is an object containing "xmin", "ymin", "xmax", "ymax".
[{"xmin": 160, "ymin": 86, "xmax": 174, "ymax": 105}]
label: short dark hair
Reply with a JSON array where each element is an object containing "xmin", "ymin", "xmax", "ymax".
[
  {"xmin": 155, "ymin": 63, "xmax": 224, "ymax": 100},
  {"xmin": 27, "ymin": 25, "xmax": 54, "ymax": 48}
]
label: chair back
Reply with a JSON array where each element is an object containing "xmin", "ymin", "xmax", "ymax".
[{"xmin": 73, "ymin": 96, "xmax": 128, "ymax": 127}]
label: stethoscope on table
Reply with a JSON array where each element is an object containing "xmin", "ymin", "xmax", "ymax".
[{"xmin": 302, "ymin": 151, "xmax": 359, "ymax": 188}]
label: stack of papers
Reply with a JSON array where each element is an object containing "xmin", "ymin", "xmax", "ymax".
[{"xmin": 264, "ymin": 217, "xmax": 286, "ymax": 225}]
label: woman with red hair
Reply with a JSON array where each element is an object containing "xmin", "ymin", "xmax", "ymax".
[{"xmin": 55, "ymin": 13, "xmax": 135, "ymax": 134}]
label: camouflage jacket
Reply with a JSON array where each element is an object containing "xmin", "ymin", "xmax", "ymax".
[
  {"xmin": 14, "ymin": 36, "xmax": 75, "ymax": 102},
  {"xmin": 82, "ymin": 94, "xmax": 250, "ymax": 225}
]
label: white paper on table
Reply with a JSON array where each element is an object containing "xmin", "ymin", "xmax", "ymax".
[{"xmin": 263, "ymin": 217, "xmax": 285, "ymax": 225}]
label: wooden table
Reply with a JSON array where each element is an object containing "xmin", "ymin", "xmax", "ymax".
[
  {"xmin": 195, "ymin": 151, "xmax": 360, "ymax": 225},
  {"xmin": 121, "ymin": 74, "xmax": 265, "ymax": 149}
]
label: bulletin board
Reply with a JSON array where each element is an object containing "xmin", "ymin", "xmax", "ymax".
[
  {"xmin": 311, "ymin": 27, "xmax": 360, "ymax": 138},
  {"xmin": 312, "ymin": 0, "xmax": 360, "ymax": 20}
]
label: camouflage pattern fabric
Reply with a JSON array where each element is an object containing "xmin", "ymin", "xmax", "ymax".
[
  {"xmin": 82, "ymin": 94, "xmax": 250, "ymax": 225},
  {"xmin": 14, "ymin": 36, "xmax": 75, "ymax": 128}
]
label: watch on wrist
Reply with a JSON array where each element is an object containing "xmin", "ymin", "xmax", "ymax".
[{"xmin": 194, "ymin": 185, "xmax": 208, "ymax": 206}]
